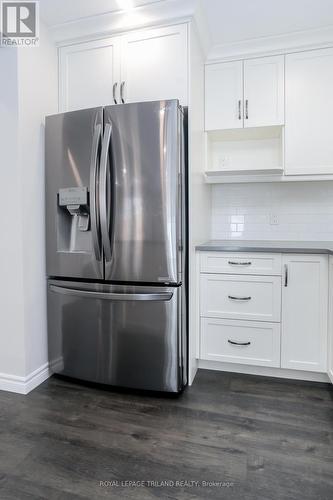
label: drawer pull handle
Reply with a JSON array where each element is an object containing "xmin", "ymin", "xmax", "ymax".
[
  {"xmin": 228, "ymin": 261, "xmax": 252, "ymax": 266},
  {"xmin": 228, "ymin": 340, "xmax": 251, "ymax": 346},
  {"xmin": 228, "ymin": 295, "xmax": 251, "ymax": 301}
]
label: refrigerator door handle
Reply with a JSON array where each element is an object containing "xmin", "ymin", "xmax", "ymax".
[
  {"xmin": 50, "ymin": 285, "xmax": 173, "ymax": 301},
  {"xmin": 89, "ymin": 123, "xmax": 102, "ymax": 261},
  {"xmin": 177, "ymin": 107, "xmax": 184, "ymax": 282},
  {"xmin": 99, "ymin": 123, "xmax": 113, "ymax": 262},
  {"xmin": 120, "ymin": 81, "xmax": 125, "ymax": 103}
]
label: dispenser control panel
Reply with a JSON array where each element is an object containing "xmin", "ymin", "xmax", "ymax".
[
  {"xmin": 59, "ymin": 187, "xmax": 87, "ymax": 207},
  {"xmin": 58, "ymin": 187, "xmax": 90, "ymax": 232}
]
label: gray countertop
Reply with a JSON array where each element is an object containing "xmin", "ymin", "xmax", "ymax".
[{"xmin": 195, "ymin": 240, "xmax": 333, "ymax": 254}]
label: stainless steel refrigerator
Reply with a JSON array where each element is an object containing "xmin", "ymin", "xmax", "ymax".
[{"xmin": 46, "ymin": 100, "xmax": 187, "ymax": 393}]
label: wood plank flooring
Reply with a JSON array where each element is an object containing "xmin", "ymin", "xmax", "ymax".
[{"xmin": 0, "ymin": 369, "xmax": 332, "ymax": 499}]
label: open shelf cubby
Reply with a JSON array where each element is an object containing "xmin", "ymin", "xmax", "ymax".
[{"xmin": 205, "ymin": 126, "xmax": 284, "ymax": 178}]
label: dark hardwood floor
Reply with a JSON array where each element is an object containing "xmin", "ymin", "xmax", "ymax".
[{"xmin": 0, "ymin": 369, "xmax": 332, "ymax": 499}]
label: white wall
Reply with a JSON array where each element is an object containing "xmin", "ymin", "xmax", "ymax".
[
  {"xmin": 211, "ymin": 181, "xmax": 333, "ymax": 241},
  {"xmin": 0, "ymin": 48, "xmax": 26, "ymax": 377},
  {"xmin": 0, "ymin": 24, "xmax": 57, "ymax": 391},
  {"xmin": 18, "ymin": 23, "xmax": 58, "ymax": 375}
]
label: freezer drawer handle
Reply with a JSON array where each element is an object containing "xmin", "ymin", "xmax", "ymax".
[
  {"xmin": 228, "ymin": 295, "xmax": 252, "ymax": 301},
  {"xmin": 49, "ymin": 285, "xmax": 173, "ymax": 301},
  {"xmin": 99, "ymin": 123, "xmax": 113, "ymax": 262},
  {"xmin": 228, "ymin": 340, "xmax": 251, "ymax": 346},
  {"xmin": 89, "ymin": 123, "xmax": 102, "ymax": 261}
]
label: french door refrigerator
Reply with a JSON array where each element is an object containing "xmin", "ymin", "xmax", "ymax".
[{"xmin": 46, "ymin": 100, "xmax": 187, "ymax": 393}]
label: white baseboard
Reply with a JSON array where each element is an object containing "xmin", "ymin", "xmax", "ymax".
[
  {"xmin": 0, "ymin": 362, "xmax": 51, "ymax": 395},
  {"xmin": 198, "ymin": 359, "xmax": 330, "ymax": 383}
]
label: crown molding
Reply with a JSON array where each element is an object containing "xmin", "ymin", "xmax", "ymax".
[
  {"xmin": 207, "ymin": 24, "xmax": 333, "ymax": 62},
  {"xmin": 49, "ymin": 0, "xmax": 204, "ymax": 45}
]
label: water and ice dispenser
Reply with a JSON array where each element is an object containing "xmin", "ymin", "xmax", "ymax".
[{"xmin": 57, "ymin": 187, "xmax": 91, "ymax": 253}]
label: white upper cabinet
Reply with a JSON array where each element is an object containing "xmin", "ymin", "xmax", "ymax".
[
  {"xmin": 205, "ymin": 55, "xmax": 284, "ymax": 131},
  {"xmin": 243, "ymin": 55, "xmax": 284, "ymax": 128},
  {"xmin": 121, "ymin": 25, "xmax": 187, "ymax": 105},
  {"xmin": 59, "ymin": 37, "xmax": 121, "ymax": 112},
  {"xmin": 281, "ymin": 255, "xmax": 328, "ymax": 373},
  {"xmin": 59, "ymin": 24, "xmax": 188, "ymax": 112},
  {"xmin": 285, "ymin": 48, "xmax": 333, "ymax": 175},
  {"xmin": 205, "ymin": 61, "xmax": 243, "ymax": 130}
]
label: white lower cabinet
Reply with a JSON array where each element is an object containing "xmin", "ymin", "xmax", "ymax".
[
  {"xmin": 199, "ymin": 251, "xmax": 330, "ymax": 379},
  {"xmin": 201, "ymin": 318, "xmax": 280, "ymax": 367},
  {"xmin": 281, "ymin": 255, "xmax": 328, "ymax": 372}
]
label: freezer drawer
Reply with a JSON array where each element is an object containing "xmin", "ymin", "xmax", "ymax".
[{"xmin": 47, "ymin": 280, "xmax": 186, "ymax": 392}]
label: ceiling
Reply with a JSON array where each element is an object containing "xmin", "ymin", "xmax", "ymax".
[{"xmin": 39, "ymin": 0, "xmax": 333, "ymax": 47}]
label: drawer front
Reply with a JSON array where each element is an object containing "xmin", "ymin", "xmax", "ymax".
[
  {"xmin": 200, "ymin": 274, "xmax": 281, "ymax": 322},
  {"xmin": 200, "ymin": 252, "xmax": 282, "ymax": 275},
  {"xmin": 200, "ymin": 318, "xmax": 281, "ymax": 367}
]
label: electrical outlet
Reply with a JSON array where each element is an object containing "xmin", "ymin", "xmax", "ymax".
[
  {"xmin": 219, "ymin": 156, "xmax": 230, "ymax": 169},
  {"xmin": 269, "ymin": 213, "xmax": 279, "ymax": 225}
]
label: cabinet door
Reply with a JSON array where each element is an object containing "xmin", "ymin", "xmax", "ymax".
[
  {"xmin": 285, "ymin": 48, "xmax": 333, "ymax": 175},
  {"xmin": 59, "ymin": 37, "xmax": 121, "ymax": 112},
  {"xmin": 281, "ymin": 255, "xmax": 328, "ymax": 372},
  {"xmin": 328, "ymin": 256, "xmax": 333, "ymax": 384},
  {"xmin": 244, "ymin": 55, "xmax": 284, "ymax": 128},
  {"xmin": 121, "ymin": 25, "xmax": 187, "ymax": 105},
  {"xmin": 205, "ymin": 61, "xmax": 243, "ymax": 130}
]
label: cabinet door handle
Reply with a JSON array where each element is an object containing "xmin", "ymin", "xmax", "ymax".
[
  {"xmin": 245, "ymin": 99, "xmax": 249, "ymax": 119},
  {"xmin": 228, "ymin": 340, "xmax": 251, "ymax": 346},
  {"xmin": 120, "ymin": 81, "xmax": 125, "ymax": 103},
  {"xmin": 228, "ymin": 295, "xmax": 251, "ymax": 301},
  {"xmin": 112, "ymin": 82, "xmax": 118, "ymax": 104},
  {"xmin": 284, "ymin": 264, "xmax": 288, "ymax": 287},
  {"xmin": 228, "ymin": 261, "xmax": 252, "ymax": 266},
  {"xmin": 238, "ymin": 100, "xmax": 242, "ymax": 120}
]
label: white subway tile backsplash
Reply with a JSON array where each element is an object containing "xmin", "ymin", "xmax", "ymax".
[
  {"xmin": 230, "ymin": 215, "xmax": 245, "ymax": 223},
  {"xmin": 211, "ymin": 181, "xmax": 333, "ymax": 241}
]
